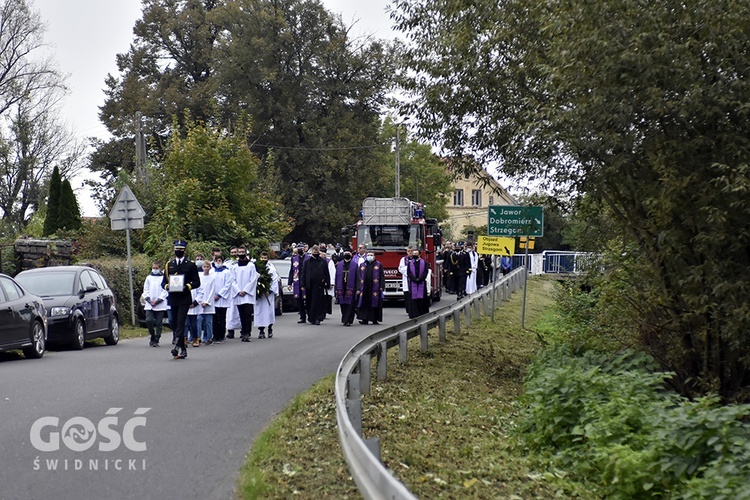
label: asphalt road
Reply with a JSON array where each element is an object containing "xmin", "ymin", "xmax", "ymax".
[{"xmin": 0, "ymin": 300, "xmax": 449, "ymax": 500}]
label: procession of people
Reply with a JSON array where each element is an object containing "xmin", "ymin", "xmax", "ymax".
[{"xmin": 147, "ymin": 236, "xmax": 497, "ymax": 360}]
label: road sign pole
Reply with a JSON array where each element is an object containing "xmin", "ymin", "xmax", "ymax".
[
  {"xmin": 109, "ymin": 185, "xmax": 146, "ymax": 327},
  {"xmin": 125, "ymin": 210, "xmax": 136, "ymax": 327},
  {"xmin": 491, "ymin": 256, "xmax": 497, "ymax": 322},
  {"xmin": 521, "ymin": 244, "xmax": 529, "ymax": 328}
]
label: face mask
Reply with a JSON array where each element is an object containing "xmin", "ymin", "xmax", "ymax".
[
  {"xmin": 195, "ymin": 260, "xmax": 204, "ymax": 268},
  {"xmin": 344, "ymin": 253, "xmax": 352, "ymax": 261},
  {"xmin": 174, "ymin": 250, "xmax": 185, "ymax": 258},
  {"xmin": 238, "ymin": 255, "xmax": 248, "ymax": 261},
  {"xmin": 298, "ymin": 249, "xmax": 304, "ymax": 255},
  {"xmin": 312, "ymin": 253, "xmax": 320, "ymax": 258},
  {"xmin": 215, "ymin": 262, "xmax": 224, "ymax": 268},
  {"xmin": 151, "ymin": 269, "xmax": 160, "ymax": 275},
  {"xmin": 366, "ymin": 255, "xmax": 374, "ymax": 262}
]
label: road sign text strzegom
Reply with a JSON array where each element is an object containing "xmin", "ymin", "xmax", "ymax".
[{"xmin": 487, "ymin": 205, "xmax": 544, "ymax": 237}]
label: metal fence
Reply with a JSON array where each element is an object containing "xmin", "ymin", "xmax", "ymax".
[{"xmin": 334, "ymin": 267, "xmax": 526, "ymax": 499}]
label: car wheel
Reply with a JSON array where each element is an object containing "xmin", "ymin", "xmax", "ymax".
[
  {"xmin": 23, "ymin": 320, "xmax": 46, "ymax": 359},
  {"xmin": 72, "ymin": 318, "xmax": 85, "ymax": 350},
  {"xmin": 104, "ymin": 315, "xmax": 120, "ymax": 345}
]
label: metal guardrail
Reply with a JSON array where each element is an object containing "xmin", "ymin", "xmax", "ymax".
[{"xmin": 334, "ymin": 268, "xmax": 526, "ymax": 499}]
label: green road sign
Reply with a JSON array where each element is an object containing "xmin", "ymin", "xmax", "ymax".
[{"xmin": 487, "ymin": 205, "xmax": 544, "ymax": 237}]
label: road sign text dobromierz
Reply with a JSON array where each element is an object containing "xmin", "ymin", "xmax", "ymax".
[{"xmin": 487, "ymin": 205, "xmax": 544, "ymax": 237}]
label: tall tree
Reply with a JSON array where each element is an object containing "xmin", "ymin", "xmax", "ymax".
[
  {"xmin": 57, "ymin": 179, "xmax": 81, "ymax": 231},
  {"xmin": 0, "ymin": 0, "xmax": 62, "ymax": 117},
  {"xmin": 393, "ymin": 0, "xmax": 750, "ymax": 400},
  {"xmin": 99, "ymin": 0, "xmax": 221, "ymax": 138},
  {"xmin": 217, "ymin": 0, "xmax": 395, "ymax": 241},
  {"xmin": 95, "ymin": 0, "xmax": 396, "ymax": 242},
  {"xmin": 42, "ymin": 165, "xmax": 61, "ymax": 236},
  {"xmin": 0, "ymin": 0, "xmax": 81, "ymax": 229}
]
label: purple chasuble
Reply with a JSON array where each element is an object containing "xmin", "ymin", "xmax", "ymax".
[
  {"xmin": 408, "ymin": 258, "xmax": 428, "ymax": 300},
  {"xmin": 336, "ymin": 259, "xmax": 358, "ymax": 305}
]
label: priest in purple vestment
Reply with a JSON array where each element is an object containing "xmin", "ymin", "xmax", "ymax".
[
  {"xmin": 406, "ymin": 249, "xmax": 431, "ymax": 318},
  {"xmin": 356, "ymin": 251, "xmax": 385, "ymax": 325},
  {"xmin": 335, "ymin": 251, "xmax": 359, "ymax": 326}
]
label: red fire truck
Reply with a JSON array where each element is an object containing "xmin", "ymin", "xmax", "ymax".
[{"xmin": 342, "ymin": 197, "xmax": 443, "ymax": 301}]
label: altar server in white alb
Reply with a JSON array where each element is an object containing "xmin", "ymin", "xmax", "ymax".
[
  {"xmin": 212, "ymin": 256, "xmax": 235, "ymax": 343},
  {"xmin": 464, "ymin": 242, "xmax": 479, "ymax": 295},
  {"xmin": 143, "ymin": 261, "xmax": 169, "ymax": 347},
  {"xmin": 233, "ymin": 246, "xmax": 258, "ymax": 342},
  {"xmin": 254, "ymin": 251, "xmax": 280, "ymax": 339}
]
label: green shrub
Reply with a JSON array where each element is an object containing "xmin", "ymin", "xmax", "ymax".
[{"xmin": 519, "ymin": 345, "xmax": 750, "ymax": 498}]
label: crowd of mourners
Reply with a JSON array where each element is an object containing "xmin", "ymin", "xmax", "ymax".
[{"xmin": 143, "ymin": 238, "xmax": 512, "ymax": 360}]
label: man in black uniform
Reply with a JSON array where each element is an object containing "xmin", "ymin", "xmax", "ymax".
[{"xmin": 163, "ymin": 239, "xmax": 201, "ymax": 359}]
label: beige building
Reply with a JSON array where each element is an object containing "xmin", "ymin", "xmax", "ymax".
[{"xmin": 443, "ymin": 170, "xmax": 516, "ymax": 241}]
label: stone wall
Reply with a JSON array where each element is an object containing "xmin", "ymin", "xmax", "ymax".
[{"xmin": 13, "ymin": 238, "xmax": 72, "ymax": 273}]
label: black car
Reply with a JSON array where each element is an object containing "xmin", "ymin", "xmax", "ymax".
[
  {"xmin": 15, "ymin": 266, "xmax": 120, "ymax": 349},
  {"xmin": 0, "ymin": 273, "xmax": 47, "ymax": 359}
]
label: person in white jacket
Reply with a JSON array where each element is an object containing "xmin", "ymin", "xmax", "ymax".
[
  {"xmin": 233, "ymin": 248, "xmax": 258, "ymax": 342},
  {"xmin": 465, "ymin": 243, "xmax": 479, "ymax": 295},
  {"xmin": 143, "ymin": 261, "xmax": 169, "ymax": 347},
  {"xmin": 255, "ymin": 251, "xmax": 280, "ymax": 339},
  {"xmin": 196, "ymin": 260, "xmax": 216, "ymax": 344},
  {"xmin": 212, "ymin": 256, "xmax": 235, "ymax": 343},
  {"xmin": 398, "ymin": 245, "xmax": 413, "ymax": 314}
]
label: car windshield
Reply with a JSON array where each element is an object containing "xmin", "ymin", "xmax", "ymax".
[{"xmin": 15, "ymin": 272, "xmax": 77, "ymax": 297}]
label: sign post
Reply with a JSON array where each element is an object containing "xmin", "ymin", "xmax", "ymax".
[
  {"xmin": 477, "ymin": 236, "xmax": 515, "ymax": 322},
  {"xmin": 487, "ymin": 205, "xmax": 544, "ymax": 328},
  {"xmin": 109, "ymin": 185, "xmax": 146, "ymax": 326}
]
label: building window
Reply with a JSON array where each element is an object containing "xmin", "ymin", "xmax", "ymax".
[
  {"xmin": 471, "ymin": 189, "xmax": 482, "ymax": 206},
  {"xmin": 489, "ymin": 195, "xmax": 494, "ymax": 205},
  {"xmin": 453, "ymin": 189, "xmax": 464, "ymax": 206}
]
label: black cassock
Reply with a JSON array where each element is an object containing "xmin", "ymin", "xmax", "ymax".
[{"xmin": 303, "ymin": 255, "xmax": 330, "ymax": 322}]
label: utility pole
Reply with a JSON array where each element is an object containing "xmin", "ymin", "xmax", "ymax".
[
  {"xmin": 135, "ymin": 112, "xmax": 147, "ymax": 182},
  {"xmin": 395, "ymin": 127, "xmax": 401, "ymax": 197}
]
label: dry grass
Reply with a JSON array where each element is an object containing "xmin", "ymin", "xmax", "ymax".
[{"xmin": 237, "ymin": 277, "xmax": 597, "ymax": 499}]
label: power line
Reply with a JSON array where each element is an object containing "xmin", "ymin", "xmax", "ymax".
[{"xmin": 249, "ymin": 142, "xmax": 384, "ymax": 151}]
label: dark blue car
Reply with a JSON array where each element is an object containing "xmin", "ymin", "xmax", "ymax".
[
  {"xmin": 15, "ymin": 266, "xmax": 119, "ymax": 350},
  {"xmin": 0, "ymin": 273, "xmax": 47, "ymax": 359}
]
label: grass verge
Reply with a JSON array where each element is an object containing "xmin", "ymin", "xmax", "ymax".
[{"xmin": 237, "ymin": 276, "xmax": 597, "ymax": 499}]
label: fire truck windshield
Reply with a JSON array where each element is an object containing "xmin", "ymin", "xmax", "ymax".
[{"xmin": 358, "ymin": 224, "xmax": 424, "ymax": 250}]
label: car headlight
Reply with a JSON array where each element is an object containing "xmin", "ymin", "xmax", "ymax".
[{"xmin": 50, "ymin": 306, "xmax": 72, "ymax": 317}]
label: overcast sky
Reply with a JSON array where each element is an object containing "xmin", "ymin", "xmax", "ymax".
[{"xmin": 31, "ymin": 0, "xmax": 397, "ymax": 215}]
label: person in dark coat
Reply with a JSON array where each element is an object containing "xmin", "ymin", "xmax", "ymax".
[
  {"xmin": 163, "ymin": 239, "xmax": 201, "ymax": 359},
  {"xmin": 453, "ymin": 244, "xmax": 471, "ymax": 299},
  {"xmin": 288, "ymin": 244, "xmax": 308, "ymax": 324},
  {"xmin": 356, "ymin": 251, "xmax": 385, "ymax": 325},
  {"xmin": 441, "ymin": 243, "xmax": 454, "ymax": 294},
  {"xmin": 479, "ymin": 254, "xmax": 492, "ymax": 286},
  {"xmin": 302, "ymin": 245, "xmax": 330, "ymax": 325},
  {"xmin": 406, "ymin": 248, "xmax": 430, "ymax": 318},
  {"xmin": 335, "ymin": 251, "xmax": 359, "ymax": 326}
]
